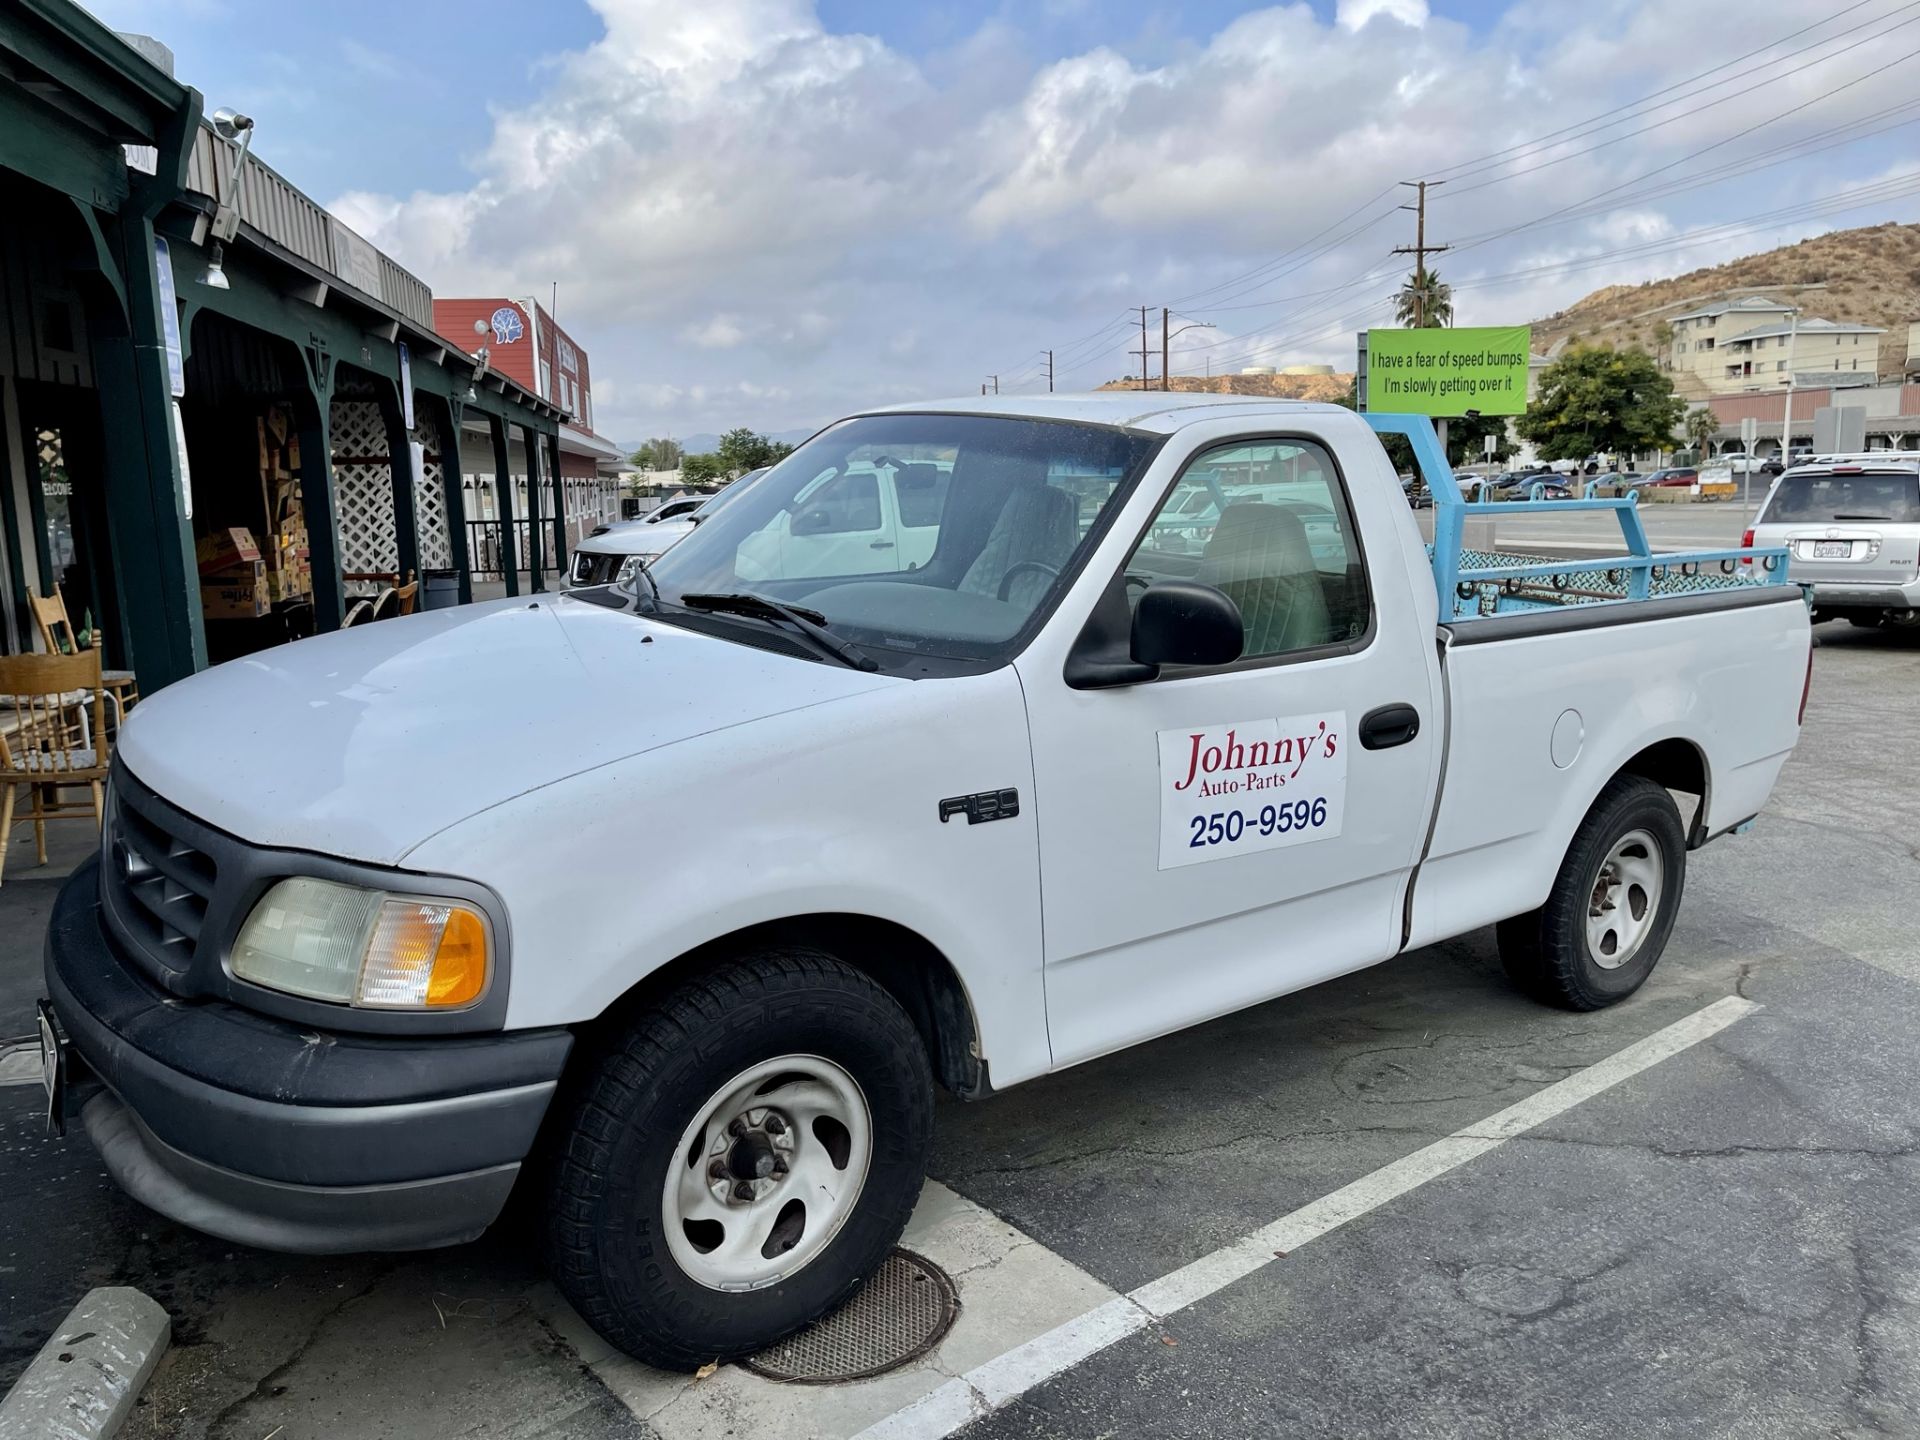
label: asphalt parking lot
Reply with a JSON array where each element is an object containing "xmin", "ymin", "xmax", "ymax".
[{"xmin": 4, "ymin": 544, "xmax": 1918, "ymax": 1437}]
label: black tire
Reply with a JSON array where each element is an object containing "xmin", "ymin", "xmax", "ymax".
[
  {"xmin": 1497, "ymin": 775, "xmax": 1686, "ymax": 1011},
  {"xmin": 545, "ymin": 949, "xmax": 934, "ymax": 1370}
]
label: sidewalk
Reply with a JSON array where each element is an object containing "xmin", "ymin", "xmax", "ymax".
[{"xmin": 0, "ymin": 805, "xmax": 643, "ymax": 1439}]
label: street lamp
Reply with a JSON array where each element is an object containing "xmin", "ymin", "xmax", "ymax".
[{"xmin": 1163, "ymin": 321, "xmax": 1216, "ymax": 391}]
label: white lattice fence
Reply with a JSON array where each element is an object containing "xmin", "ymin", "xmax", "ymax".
[
  {"xmin": 412, "ymin": 410, "xmax": 454, "ymax": 570},
  {"xmin": 330, "ymin": 394, "xmax": 398, "ymax": 575}
]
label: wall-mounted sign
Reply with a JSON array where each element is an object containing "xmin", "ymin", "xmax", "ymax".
[
  {"xmin": 397, "ymin": 341, "xmax": 414, "ymax": 429},
  {"xmin": 490, "ymin": 306, "xmax": 525, "ymax": 344},
  {"xmin": 1364, "ymin": 325, "xmax": 1532, "ymax": 417},
  {"xmin": 154, "ymin": 237, "xmax": 185, "ymax": 397},
  {"xmin": 558, "ymin": 337, "xmax": 578, "ymax": 374}
]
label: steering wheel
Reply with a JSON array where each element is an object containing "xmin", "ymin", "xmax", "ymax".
[
  {"xmin": 1124, "ymin": 571, "xmax": 1153, "ymax": 595},
  {"xmin": 997, "ymin": 560, "xmax": 1061, "ymax": 601}
]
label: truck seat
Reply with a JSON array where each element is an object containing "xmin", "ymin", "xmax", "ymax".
[
  {"xmin": 1198, "ymin": 503, "xmax": 1332, "ymax": 655},
  {"xmin": 960, "ymin": 484, "xmax": 1078, "ymax": 609}
]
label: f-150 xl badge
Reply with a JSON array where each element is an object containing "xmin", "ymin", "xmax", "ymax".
[{"xmin": 939, "ymin": 789, "xmax": 1019, "ymax": 825}]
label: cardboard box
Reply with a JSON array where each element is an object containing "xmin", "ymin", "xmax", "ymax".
[
  {"xmin": 200, "ymin": 560, "xmax": 269, "ymax": 619},
  {"xmin": 195, "ymin": 527, "xmax": 261, "ymax": 577}
]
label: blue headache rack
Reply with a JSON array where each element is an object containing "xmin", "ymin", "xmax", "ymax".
[{"xmin": 1363, "ymin": 412, "xmax": 1796, "ymax": 623}]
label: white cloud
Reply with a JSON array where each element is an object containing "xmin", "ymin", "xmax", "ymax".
[
  {"xmin": 332, "ymin": 0, "xmax": 1920, "ymax": 439},
  {"xmin": 682, "ymin": 314, "xmax": 747, "ymax": 349},
  {"xmin": 1336, "ymin": 0, "xmax": 1429, "ymax": 30}
]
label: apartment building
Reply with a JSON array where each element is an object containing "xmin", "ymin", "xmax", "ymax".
[{"xmin": 1668, "ymin": 296, "xmax": 1883, "ymax": 394}]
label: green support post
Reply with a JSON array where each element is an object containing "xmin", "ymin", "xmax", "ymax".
[
  {"xmin": 439, "ymin": 394, "xmax": 473, "ymax": 605},
  {"xmin": 297, "ymin": 349, "xmax": 346, "ymax": 631},
  {"xmin": 521, "ymin": 422, "xmax": 545, "ymax": 593},
  {"xmin": 547, "ymin": 430, "xmax": 568, "ymax": 578},
  {"xmin": 488, "ymin": 411, "xmax": 519, "ymax": 597},
  {"xmin": 85, "ymin": 98, "xmax": 207, "ymax": 692}
]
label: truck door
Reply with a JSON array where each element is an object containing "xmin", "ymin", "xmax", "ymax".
[
  {"xmin": 771, "ymin": 467, "xmax": 902, "ymax": 578},
  {"xmin": 1016, "ymin": 431, "xmax": 1441, "ymax": 1068}
]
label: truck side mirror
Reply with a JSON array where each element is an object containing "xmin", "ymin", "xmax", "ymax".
[{"xmin": 1131, "ymin": 581, "xmax": 1245, "ymax": 669}]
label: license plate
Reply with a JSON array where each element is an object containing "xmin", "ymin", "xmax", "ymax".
[
  {"xmin": 1812, "ymin": 541, "xmax": 1851, "ymax": 559},
  {"xmin": 36, "ymin": 1000, "xmax": 65, "ymax": 1138}
]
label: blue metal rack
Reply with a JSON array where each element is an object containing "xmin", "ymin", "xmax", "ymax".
[{"xmin": 1362, "ymin": 412, "xmax": 1795, "ymax": 623}]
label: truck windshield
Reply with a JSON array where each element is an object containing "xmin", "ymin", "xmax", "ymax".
[
  {"xmin": 1766, "ymin": 471, "xmax": 1920, "ymax": 524},
  {"xmin": 634, "ymin": 413, "xmax": 1159, "ymax": 664}
]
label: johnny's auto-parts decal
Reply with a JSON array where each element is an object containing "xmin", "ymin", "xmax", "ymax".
[{"xmin": 1157, "ymin": 712, "xmax": 1347, "ymax": 869}]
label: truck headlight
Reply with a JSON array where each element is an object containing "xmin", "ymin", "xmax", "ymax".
[
  {"xmin": 615, "ymin": 554, "xmax": 652, "ymax": 583},
  {"xmin": 231, "ymin": 877, "xmax": 491, "ymax": 1009}
]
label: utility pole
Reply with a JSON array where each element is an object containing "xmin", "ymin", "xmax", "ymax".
[
  {"xmin": 1135, "ymin": 306, "xmax": 1151, "ymax": 391},
  {"xmin": 1162, "ymin": 307, "xmax": 1171, "ymax": 391},
  {"xmin": 1046, "ymin": 349, "xmax": 1054, "ymax": 393},
  {"xmin": 984, "ymin": 374, "xmax": 999, "ymax": 395},
  {"xmin": 1780, "ymin": 308, "xmax": 1800, "ymax": 464},
  {"xmin": 1393, "ymin": 179, "xmax": 1450, "ymax": 328}
]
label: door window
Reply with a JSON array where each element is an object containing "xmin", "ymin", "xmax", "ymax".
[
  {"xmin": 1125, "ymin": 439, "xmax": 1369, "ymax": 660},
  {"xmin": 792, "ymin": 470, "xmax": 882, "ymax": 534}
]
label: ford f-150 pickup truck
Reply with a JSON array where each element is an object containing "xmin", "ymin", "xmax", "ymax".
[{"xmin": 41, "ymin": 395, "xmax": 1810, "ymax": 1370}]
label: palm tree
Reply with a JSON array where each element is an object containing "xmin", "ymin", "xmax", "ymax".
[{"xmin": 1393, "ymin": 270, "xmax": 1453, "ymax": 328}]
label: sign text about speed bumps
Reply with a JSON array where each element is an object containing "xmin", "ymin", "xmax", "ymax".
[{"xmin": 1367, "ymin": 325, "xmax": 1532, "ymax": 417}]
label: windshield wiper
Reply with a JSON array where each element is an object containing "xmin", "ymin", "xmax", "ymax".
[
  {"xmin": 1830, "ymin": 513, "xmax": 1891, "ymax": 521},
  {"xmin": 679, "ymin": 592, "xmax": 879, "ymax": 672}
]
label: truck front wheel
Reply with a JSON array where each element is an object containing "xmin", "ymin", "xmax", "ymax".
[
  {"xmin": 1497, "ymin": 775, "xmax": 1687, "ymax": 1011},
  {"xmin": 545, "ymin": 949, "xmax": 934, "ymax": 1370}
]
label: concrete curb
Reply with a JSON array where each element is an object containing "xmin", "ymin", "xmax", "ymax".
[{"xmin": 0, "ymin": 1287, "xmax": 171, "ymax": 1440}]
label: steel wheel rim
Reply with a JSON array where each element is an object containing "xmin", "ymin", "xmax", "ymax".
[
  {"xmin": 662, "ymin": 1055, "xmax": 873, "ymax": 1293},
  {"xmin": 1586, "ymin": 828, "xmax": 1663, "ymax": 971}
]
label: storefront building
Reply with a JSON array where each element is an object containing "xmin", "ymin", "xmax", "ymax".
[{"xmin": 0, "ymin": 1, "xmax": 582, "ymax": 694}]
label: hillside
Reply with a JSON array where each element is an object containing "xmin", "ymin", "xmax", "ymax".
[
  {"xmin": 1531, "ymin": 222, "xmax": 1920, "ymax": 387},
  {"xmin": 1094, "ymin": 372, "xmax": 1353, "ymax": 403}
]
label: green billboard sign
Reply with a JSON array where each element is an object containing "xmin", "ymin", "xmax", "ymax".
[{"xmin": 1366, "ymin": 325, "xmax": 1532, "ymax": 417}]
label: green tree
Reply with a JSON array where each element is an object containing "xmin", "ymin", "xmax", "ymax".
[
  {"xmin": 1392, "ymin": 269, "xmax": 1453, "ymax": 328},
  {"xmin": 630, "ymin": 437, "xmax": 683, "ymax": 470},
  {"xmin": 681, "ymin": 452, "xmax": 728, "ymax": 484},
  {"xmin": 1683, "ymin": 407, "xmax": 1718, "ymax": 463},
  {"xmin": 716, "ymin": 428, "xmax": 795, "ymax": 475},
  {"xmin": 1444, "ymin": 411, "xmax": 1515, "ymax": 466},
  {"xmin": 1514, "ymin": 346, "xmax": 1685, "ymax": 463}
]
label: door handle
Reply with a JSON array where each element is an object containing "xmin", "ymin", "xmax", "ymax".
[
  {"xmin": 1359, "ymin": 703, "xmax": 1420, "ymax": 750},
  {"xmin": 870, "ymin": 540, "xmax": 895, "ymax": 549}
]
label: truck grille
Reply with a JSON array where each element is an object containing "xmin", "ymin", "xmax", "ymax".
[{"xmin": 101, "ymin": 770, "xmax": 220, "ymax": 986}]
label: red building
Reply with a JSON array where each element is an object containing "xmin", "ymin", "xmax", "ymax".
[{"xmin": 433, "ymin": 297, "xmax": 619, "ymax": 482}]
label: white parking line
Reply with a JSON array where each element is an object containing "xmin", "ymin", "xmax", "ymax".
[{"xmin": 858, "ymin": 995, "xmax": 1759, "ymax": 1440}]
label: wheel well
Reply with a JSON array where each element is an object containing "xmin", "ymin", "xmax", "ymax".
[
  {"xmin": 1617, "ymin": 738, "xmax": 1710, "ymax": 843},
  {"xmin": 584, "ymin": 915, "xmax": 988, "ymax": 1099}
]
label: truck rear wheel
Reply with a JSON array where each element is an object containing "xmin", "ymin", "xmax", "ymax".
[
  {"xmin": 545, "ymin": 949, "xmax": 934, "ymax": 1370},
  {"xmin": 1497, "ymin": 775, "xmax": 1686, "ymax": 1011}
]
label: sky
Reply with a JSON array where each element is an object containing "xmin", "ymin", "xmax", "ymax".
[{"xmin": 84, "ymin": 0, "xmax": 1920, "ymax": 448}]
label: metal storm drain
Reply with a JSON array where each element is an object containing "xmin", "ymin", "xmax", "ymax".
[{"xmin": 741, "ymin": 1249, "xmax": 959, "ymax": 1384}]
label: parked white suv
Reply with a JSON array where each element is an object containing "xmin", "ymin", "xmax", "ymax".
[{"xmin": 1747, "ymin": 456, "xmax": 1920, "ymax": 630}]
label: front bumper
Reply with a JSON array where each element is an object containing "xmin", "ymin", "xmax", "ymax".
[{"xmin": 45, "ymin": 855, "xmax": 573, "ymax": 1254}]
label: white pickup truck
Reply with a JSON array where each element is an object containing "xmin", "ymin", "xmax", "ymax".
[{"xmin": 42, "ymin": 395, "xmax": 1810, "ymax": 1371}]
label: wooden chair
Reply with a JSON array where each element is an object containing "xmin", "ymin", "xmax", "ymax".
[
  {"xmin": 393, "ymin": 576, "xmax": 420, "ymax": 615},
  {"xmin": 0, "ymin": 650, "xmax": 109, "ymax": 885},
  {"xmin": 27, "ymin": 588, "xmax": 138, "ymax": 717}
]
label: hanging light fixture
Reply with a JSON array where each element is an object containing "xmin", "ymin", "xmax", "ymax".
[{"xmin": 196, "ymin": 239, "xmax": 231, "ymax": 290}]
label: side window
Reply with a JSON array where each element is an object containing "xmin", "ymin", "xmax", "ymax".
[
  {"xmin": 1125, "ymin": 439, "xmax": 1369, "ymax": 662},
  {"xmin": 793, "ymin": 471, "xmax": 882, "ymax": 534},
  {"xmin": 893, "ymin": 464, "xmax": 951, "ymax": 528}
]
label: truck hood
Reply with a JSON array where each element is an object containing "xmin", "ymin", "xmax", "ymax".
[{"xmin": 117, "ymin": 594, "xmax": 895, "ymax": 865}]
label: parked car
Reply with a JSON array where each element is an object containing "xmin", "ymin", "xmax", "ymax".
[
  {"xmin": 1748, "ymin": 457, "xmax": 1920, "ymax": 630},
  {"xmin": 41, "ymin": 395, "xmax": 1810, "ymax": 1373},
  {"xmin": 1644, "ymin": 467, "xmax": 1699, "ymax": 488},
  {"xmin": 569, "ymin": 471, "xmax": 772, "ymax": 587}
]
